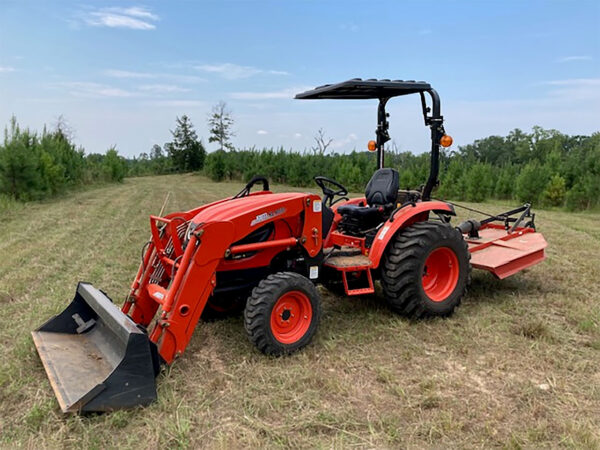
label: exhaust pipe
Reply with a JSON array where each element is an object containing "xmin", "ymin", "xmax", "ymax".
[{"xmin": 32, "ymin": 282, "xmax": 158, "ymax": 413}]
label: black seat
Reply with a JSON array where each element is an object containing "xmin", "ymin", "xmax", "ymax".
[
  {"xmin": 337, "ymin": 168, "xmax": 399, "ymax": 214},
  {"xmin": 337, "ymin": 168, "xmax": 399, "ymax": 234}
]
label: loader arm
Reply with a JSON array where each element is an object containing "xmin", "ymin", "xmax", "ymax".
[{"xmin": 127, "ymin": 192, "xmax": 323, "ymax": 364}]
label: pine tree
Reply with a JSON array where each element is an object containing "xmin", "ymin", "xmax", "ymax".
[
  {"xmin": 515, "ymin": 161, "xmax": 550, "ymax": 204},
  {"xmin": 205, "ymin": 150, "xmax": 226, "ymax": 181},
  {"xmin": 102, "ymin": 147, "xmax": 126, "ymax": 182},
  {"xmin": 543, "ymin": 174, "xmax": 566, "ymax": 207},
  {"xmin": 208, "ymin": 102, "xmax": 235, "ymax": 152},
  {"xmin": 165, "ymin": 115, "xmax": 206, "ymax": 172},
  {"xmin": 0, "ymin": 117, "xmax": 40, "ymax": 200}
]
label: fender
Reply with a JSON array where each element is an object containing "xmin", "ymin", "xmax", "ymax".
[{"xmin": 368, "ymin": 200, "xmax": 455, "ymax": 269}]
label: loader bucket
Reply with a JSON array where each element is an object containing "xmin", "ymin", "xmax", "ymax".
[{"xmin": 32, "ymin": 282, "xmax": 158, "ymax": 413}]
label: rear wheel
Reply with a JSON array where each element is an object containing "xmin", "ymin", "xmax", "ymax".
[
  {"xmin": 381, "ymin": 221, "xmax": 471, "ymax": 317},
  {"xmin": 244, "ymin": 272, "xmax": 321, "ymax": 355}
]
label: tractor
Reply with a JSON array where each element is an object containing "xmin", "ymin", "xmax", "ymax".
[{"xmin": 33, "ymin": 79, "xmax": 547, "ymax": 413}]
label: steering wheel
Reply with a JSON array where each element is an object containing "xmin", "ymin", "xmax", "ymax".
[{"xmin": 314, "ymin": 176, "xmax": 349, "ymax": 207}]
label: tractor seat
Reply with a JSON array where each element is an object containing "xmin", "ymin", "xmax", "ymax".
[{"xmin": 337, "ymin": 168, "xmax": 399, "ymax": 232}]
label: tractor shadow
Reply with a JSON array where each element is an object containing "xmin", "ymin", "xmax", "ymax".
[{"xmin": 183, "ymin": 270, "xmax": 554, "ymax": 371}]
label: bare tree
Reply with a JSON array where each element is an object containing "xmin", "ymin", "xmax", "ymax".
[
  {"xmin": 53, "ymin": 114, "xmax": 75, "ymax": 141},
  {"xmin": 208, "ymin": 101, "xmax": 235, "ymax": 151},
  {"xmin": 388, "ymin": 140, "xmax": 400, "ymax": 154},
  {"xmin": 311, "ymin": 128, "xmax": 333, "ymax": 155}
]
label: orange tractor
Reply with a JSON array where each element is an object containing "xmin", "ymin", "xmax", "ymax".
[{"xmin": 33, "ymin": 79, "xmax": 547, "ymax": 412}]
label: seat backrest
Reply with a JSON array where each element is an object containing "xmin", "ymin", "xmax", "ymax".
[{"xmin": 365, "ymin": 168, "xmax": 399, "ymax": 206}]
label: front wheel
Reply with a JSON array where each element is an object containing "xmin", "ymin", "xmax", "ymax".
[
  {"xmin": 381, "ymin": 221, "xmax": 471, "ymax": 318},
  {"xmin": 244, "ymin": 272, "xmax": 321, "ymax": 355}
]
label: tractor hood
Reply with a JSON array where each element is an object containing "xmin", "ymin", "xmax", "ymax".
[{"xmin": 190, "ymin": 192, "xmax": 311, "ymax": 243}]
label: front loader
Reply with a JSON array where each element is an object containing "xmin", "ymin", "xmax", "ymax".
[{"xmin": 33, "ymin": 79, "xmax": 547, "ymax": 413}]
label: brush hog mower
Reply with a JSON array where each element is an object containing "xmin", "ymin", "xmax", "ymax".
[{"xmin": 33, "ymin": 79, "xmax": 547, "ymax": 413}]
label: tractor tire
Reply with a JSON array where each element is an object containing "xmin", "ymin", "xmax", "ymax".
[
  {"xmin": 244, "ymin": 272, "xmax": 321, "ymax": 356},
  {"xmin": 381, "ymin": 221, "xmax": 471, "ymax": 318}
]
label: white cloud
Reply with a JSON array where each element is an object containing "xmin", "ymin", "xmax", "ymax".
[
  {"xmin": 104, "ymin": 69, "xmax": 206, "ymax": 83},
  {"xmin": 138, "ymin": 84, "xmax": 190, "ymax": 93},
  {"xmin": 104, "ymin": 69, "xmax": 155, "ymax": 79},
  {"xmin": 293, "ymin": 133, "xmax": 302, "ymax": 139},
  {"xmin": 256, "ymin": 130, "xmax": 268, "ymax": 135},
  {"xmin": 542, "ymin": 78, "xmax": 600, "ymax": 101},
  {"xmin": 195, "ymin": 63, "xmax": 289, "ymax": 80},
  {"xmin": 83, "ymin": 6, "xmax": 159, "ymax": 30},
  {"xmin": 57, "ymin": 82, "xmax": 137, "ymax": 98},
  {"xmin": 230, "ymin": 86, "xmax": 310, "ymax": 100},
  {"xmin": 110, "ymin": 7, "xmax": 159, "ymax": 20},
  {"xmin": 556, "ymin": 55, "xmax": 593, "ymax": 63},
  {"xmin": 0, "ymin": 66, "xmax": 15, "ymax": 73},
  {"xmin": 144, "ymin": 100, "xmax": 207, "ymax": 108},
  {"xmin": 544, "ymin": 78, "xmax": 600, "ymax": 87},
  {"xmin": 340, "ymin": 22, "xmax": 359, "ymax": 32},
  {"xmin": 331, "ymin": 133, "xmax": 358, "ymax": 149}
]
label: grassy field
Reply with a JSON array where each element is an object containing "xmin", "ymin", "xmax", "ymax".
[{"xmin": 0, "ymin": 173, "xmax": 599, "ymax": 449}]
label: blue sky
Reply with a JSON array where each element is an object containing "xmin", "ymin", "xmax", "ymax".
[{"xmin": 1, "ymin": 0, "xmax": 599, "ymax": 157}]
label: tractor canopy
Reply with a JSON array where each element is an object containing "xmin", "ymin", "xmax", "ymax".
[
  {"xmin": 295, "ymin": 79, "xmax": 445, "ymax": 200},
  {"xmin": 294, "ymin": 78, "xmax": 432, "ymax": 99}
]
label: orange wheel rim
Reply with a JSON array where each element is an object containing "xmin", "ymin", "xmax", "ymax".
[
  {"xmin": 270, "ymin": 290, "xmax": 312, "ymax": 344},
  {"xmin": 422, "ymin": 247, "xmax": 459, "ymax": 302}
]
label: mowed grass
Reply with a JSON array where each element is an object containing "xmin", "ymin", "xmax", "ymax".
[{"xmin": 0, "ymin": 173, "xmax": 599, "ymax": 449}]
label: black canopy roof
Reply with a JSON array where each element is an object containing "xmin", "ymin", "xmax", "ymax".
[{"xmin": 295, "ymin": 78, "xmax": 431, "ymax": 100}]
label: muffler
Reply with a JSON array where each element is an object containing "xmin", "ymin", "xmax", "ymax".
[{"xmin": 32, "ymin": 282, "xmax": 158, "ymax": 413}]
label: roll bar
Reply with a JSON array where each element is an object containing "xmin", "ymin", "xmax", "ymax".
[{"xmin": 375, "ymin": 88, "xmax": 444, "ymax": 200}]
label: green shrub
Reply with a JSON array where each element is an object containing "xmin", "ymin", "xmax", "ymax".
[
  {"xmin": 515, "ymin": 162, "xmax": 550, "ymax": 204},
  {"xmin": 543, "ymin": 174, "xmax": 566, "ymax": 207},
  {"xmin": 205, "ymin": 150, "xmax": 226, "ymax": 181},
  {"xmin": 465, "ymin": 163, "xmax": 494, "ymax": 202},
  {"xmin": 102, "ymin": 147, "xmax": 127, "ymax": 182}
]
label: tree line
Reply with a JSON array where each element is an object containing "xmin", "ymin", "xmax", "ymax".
[
  {"xmin": 0, "ymin": 113, "xmax": 209, "ymax": 202},
  {"xmin": 200, "ymin": 126, "xmax": 599, "ymax": 211},
  {"xmin": 0, "ymin": 116, "xmax": 127, "ymax": 201},
  {"xmin": 1, "ymin": 105, "xmax": 599, "ymax": 211},
  {"xmin": 0, "ymin": 103, "xmax": 230, "ymax": 202}
]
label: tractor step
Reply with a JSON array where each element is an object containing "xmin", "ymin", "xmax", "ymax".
[
  {"xmin": 325, "ymin": 253, "xmax": 371, "ymax": 269},
  {"xmin": 324, "ymin": 253, "xmax": 374, "ymax": 295}
]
